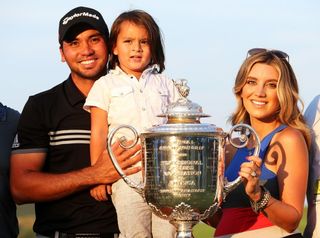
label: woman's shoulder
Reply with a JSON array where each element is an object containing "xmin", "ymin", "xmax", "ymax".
[
  {"xmin": 268, "ymin": 126, "xmax": 308, "ymax": 170},
  {"xmin": 273, "ymin": 126, "xmax": 306, "ymax": 147}
]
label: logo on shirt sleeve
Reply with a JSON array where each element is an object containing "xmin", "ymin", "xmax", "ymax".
[{"xmin": 12, "ymin": 134, "xmax": 20, "ymax": 148}]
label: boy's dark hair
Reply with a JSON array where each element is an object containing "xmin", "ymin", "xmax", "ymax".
[{"xmin": 108, "ymin": 10, "xmax": 165, "ymax": 72}]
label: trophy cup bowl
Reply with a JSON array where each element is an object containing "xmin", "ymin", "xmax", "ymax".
[{"xmin": 107, "ymin": 80, "xmax": 260, "ymax": 238}]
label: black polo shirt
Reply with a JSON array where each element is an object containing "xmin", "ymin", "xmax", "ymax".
[
  {"xmin": 0, "ymin": 103, "xmax": 19, "ymax": 238},
  {"xmin": 12, "ymin": 77, "xmax": 118, "ymax": 235}
]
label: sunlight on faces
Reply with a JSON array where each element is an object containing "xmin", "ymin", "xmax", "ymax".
[
  {"xmin": 60, "ymin": 29, "xmax": 108, "ymax": 81},
  {"xmin": 241, "ymin": 63, "xmax": 280, "ymax": 123},
  {"xmin": 113, "ymin": 21, "xmax": 152, "ymax": 79}
]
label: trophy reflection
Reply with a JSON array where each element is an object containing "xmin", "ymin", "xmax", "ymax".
[{"xmin": 107, "ymin": 79, "xmax": 260, "ymax": 238}]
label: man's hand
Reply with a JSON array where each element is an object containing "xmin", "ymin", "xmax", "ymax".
[
  {"xmin": 10, "ymin": 140, "xmax": 141, "ymax": 204},
  {"xmin": 93, "ymin": 140, "xmax": 142, "ymax": 184}
]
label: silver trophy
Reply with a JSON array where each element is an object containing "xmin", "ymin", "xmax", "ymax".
[{"xmin": 107, "ymin": 79, "xmax": 260, "ymax": 238}]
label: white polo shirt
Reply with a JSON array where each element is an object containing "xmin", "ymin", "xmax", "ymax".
[
  {"xmin": 84, "ymin": 65, "xmax": 180, "ymax": 139},
  {"xmin": 304, "ymin": 94, "xmax": 320, "ymax": 238}
]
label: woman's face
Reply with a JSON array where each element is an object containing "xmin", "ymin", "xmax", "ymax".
[{"xmin": 241, "ymin": 63, "xmax": 280, "ymax": 123}]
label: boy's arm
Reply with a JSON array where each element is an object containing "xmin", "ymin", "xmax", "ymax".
[{"xmin": 90, "ymin": 106, "xmax": 109, "ymax": 165}]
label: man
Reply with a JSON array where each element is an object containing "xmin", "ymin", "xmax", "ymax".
[
  {"xmin": 10, "ymin": 6, "xmax": 141, "ymax": 238},
  {"xmin": 304, "ymin": 95, "xmax": 320, "ymax": 238},
  {"xmin": 0, "ymin": 103, "xmax": 19, "ymax": 238}
]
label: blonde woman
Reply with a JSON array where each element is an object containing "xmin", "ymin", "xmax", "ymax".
[{"xmin": 213, "ymin": 48, "xmax": 310, "ymax": 238}]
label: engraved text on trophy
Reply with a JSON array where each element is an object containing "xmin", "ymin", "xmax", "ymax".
[{"xmin": 144, "ymin": 135, "xmax": 219, "ymax": 212}]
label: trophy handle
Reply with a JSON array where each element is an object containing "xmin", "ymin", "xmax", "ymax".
[
  {"xmin": 223, "ymin": 123, "xmax": 261, "ymax": 195},
  {"xmin": 107, "ymin": 125, "xmax": 144, "ymax": 194}
]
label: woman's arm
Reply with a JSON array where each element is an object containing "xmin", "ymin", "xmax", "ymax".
[
  {"xmin": 242, "ymin": 127, "xmax": 308, "ymax": 232},
  {"xmin": 264, "ymin": 127, "xmax": 308, "ymax": 232}
]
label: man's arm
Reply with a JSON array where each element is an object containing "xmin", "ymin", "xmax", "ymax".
[{"xmin": 10, "ymin": 141, "xmax": 141, "ymax": 204}]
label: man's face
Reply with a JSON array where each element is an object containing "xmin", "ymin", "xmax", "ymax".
[{"xmin": 60, "ymin": 29, "xmax": 108, "ymax": 82}]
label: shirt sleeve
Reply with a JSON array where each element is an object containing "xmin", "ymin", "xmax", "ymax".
[
  {"xmin": 12, "ymin": 96, "xmax": 48, "ymax": 153},
  {"xmin": 84, "ymin": 77, "xmax": 110, "ymax": 113},
  {"xmin": 304, "ymin": 95, "xmax": 320, "ymax": 238},
  {"xmin": 304, "ymin": 95, "xmax": 320, "ymax": 178}
]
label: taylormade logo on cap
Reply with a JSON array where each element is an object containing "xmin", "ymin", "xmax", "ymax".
[
  {"xmin": 58, "ymin": 7, "xmax": 109, "ymax": 44},
  {"xmin": 62, "ymin": 12, "xmax": 99, "ymax": 25}
]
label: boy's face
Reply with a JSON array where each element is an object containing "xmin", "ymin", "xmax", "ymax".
[{"xmin": 113, "ymin": 21, "xmax": 151, "ymax": 79}]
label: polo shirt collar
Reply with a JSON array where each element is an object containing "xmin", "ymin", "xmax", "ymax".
[
  {"xmin": 0, "ymin": 102, "xmax": 6, "ymax": 122},
  {"xmin": 64, "ymin": 75, "xmax": 86, "ymax": 106},
  {"xmin": 110, "ymin": 64, "xmax": 160, "ymax": 77}
]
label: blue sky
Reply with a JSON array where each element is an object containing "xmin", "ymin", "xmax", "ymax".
[{"xmin": 2, "ymin": 0, "xmax": 320, "ymax": 129}]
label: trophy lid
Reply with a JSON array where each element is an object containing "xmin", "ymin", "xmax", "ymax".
[
  {"xmin": 158, "ymin": 79, "xmax": 210, "ymax": 124},
  {"xmin": 145, "ymin": 79, "xmax": 221, "ymax": 134},
  {"xmin": 158, "ymin": 98, "xmax": 210, "ymax": 123}
]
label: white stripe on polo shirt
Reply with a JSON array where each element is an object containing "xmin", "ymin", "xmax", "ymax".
[{"xmin": 48, "ymin": 129, "xmax": 90, "ymax": 146}]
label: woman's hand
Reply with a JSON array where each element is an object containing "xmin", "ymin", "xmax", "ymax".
[{"xmin": 239, "ymin": 155, "xmax": 263, "ymax": 202}]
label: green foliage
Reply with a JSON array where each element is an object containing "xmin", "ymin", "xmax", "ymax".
[{"xmin": 16, "ymin": 205, "xmax": 307, "ymax": 238}]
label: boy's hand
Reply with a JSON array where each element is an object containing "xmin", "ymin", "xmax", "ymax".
[
  {"xmin": 106, "ymin": 184, "xmax": 112, "ymax": 195},
  {"xmin": 90, "ymin": 184, "xmax": 108, "ymax": 201}
]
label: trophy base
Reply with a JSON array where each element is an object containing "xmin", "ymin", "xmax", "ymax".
[{"xmin": 170, "ymin": 220, "xmax": 198, "ymax": 238}]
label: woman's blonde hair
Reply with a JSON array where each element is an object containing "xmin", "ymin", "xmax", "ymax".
[{"xmin": 229, "ymin": 50, "xmax": 311, "ymax": 147}]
